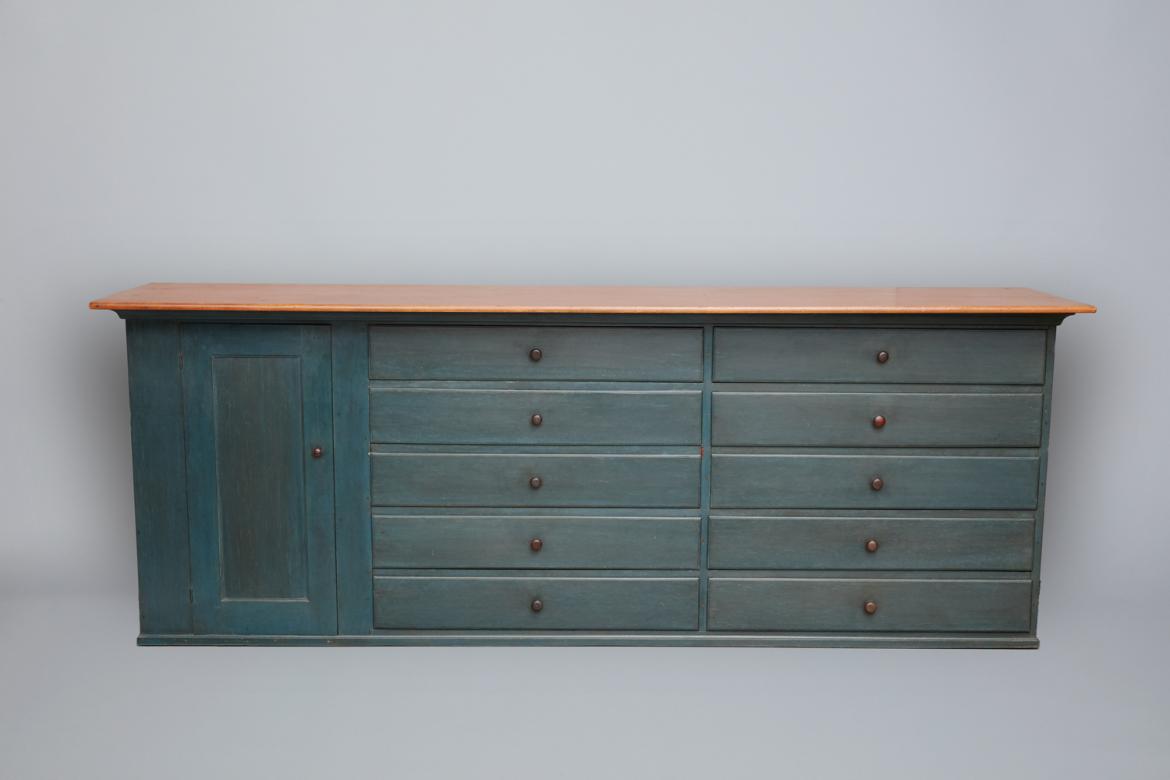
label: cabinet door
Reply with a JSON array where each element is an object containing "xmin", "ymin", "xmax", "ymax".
[{"xmin": 182, "ymin": 325, "xmax": 337, "ymax": 635}]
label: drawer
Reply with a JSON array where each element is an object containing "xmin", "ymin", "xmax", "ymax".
[
  {"xmin": 371, "ymin": 451, "xmax": 701, "ymax": 508},
  {"xmin": 370, "ymin": 326, "xmax": 703, "ymax": 381},
  {"xmin": 707, "ymin": 577, "xmax": 1032, "ymax": 632},
  {"xmin": 712, "ymin": 391, "xmax": 1042, "ymax": 447},
  {"xmin": 374, "ymin": 514, "xmax": 700, "ymax": 569},
  {"xmin": 371, "ymin": 386, "xmax": 701, "ymax": 445},
  {"xmin": 374, "ymin": 575, "xmax": 699, "ymax": 630},
  {"xmin": 708, "ymin": 516, "xmax": 1034, "ymax": 570},
  {"xmin": 714, "ymin": 328, "xmax": 1046, "ymax": 384},
  {"xmin": 711, "ymin": 454, "xmax": 1039, "ymax": 509}
]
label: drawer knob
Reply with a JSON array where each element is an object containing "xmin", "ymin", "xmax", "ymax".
[
  {"xmin": 876, "ymin": 350, "xmax": 890, "ymax": 364},
  {"xmin": 872, "ymin": 414, "xmax": 887, "ymax": 429},
  {"xmin": 531, "ymin": 598, "xmax": 544, "ymax": 613},
  {"xmin": 870, "ymin": 476, "xmax": 884, "ymax": 491},
  {"xmin": 529, "ymin": 347, "xmax": 543, "ymax": 362},
  {"xmin": 529, "ymin": 537, "xmax": 543, "ymax": 552},
  {"xmin": 311, "ymin": 446, "xmax": 324, "ymax": 459},
  {"xmin": 529, "ymin": 475, "xmax": 543, "ymax": 489},
  {"xmin": 863, "ymin": 600, "xmax": 878, "ymax": 615},
  {"xmin": 865, "ymin": 538, "xmax": 880, "ymax": 553},
  {"xmin": 530, "ymin": 413, "xmax": 543, "ymax": 427}
]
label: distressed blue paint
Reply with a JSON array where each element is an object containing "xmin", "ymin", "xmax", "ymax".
[
  {"xmin": 181, "ymin": 325, "xmax": 337, "ymax": 635},
  {"xmin": 713, "ymin": 391, "xmax": 1043, "ymax": 447},
  {"xmin": 332, "ymin": 323, "xmax": 374, "ymax": 635},
  {"xmin": 370, "ymin": 325, "xmax": 703, "ymax": 381},
  {"xmin": 371, "ymin": 385, "xmax": 701, "ymax": 445},
  {"xmin": 374, "ymin": 575, "xmax": 700, "ymax": 630},
  {"xmin": 138, "ymin": 633, "xmax": 1041, "ymax": 649},
  {"xmin": 714, "ymin": 327, "xmax": 1046, "ymax": 383},
  {"xmin": 104, "ymin": 307, "xmax": 1084, "ymax": 648},
  {"xmin": 707, "ymin": 577, "xmax": 1033, "ymax": 632},
  {"xmin": 712, "ymin": 453, "xmax": 1040, "ymax": 509},
  {"xmin": 374, "ymin": 513, "xmax": 700, "ymax": 569},
  {"xmin": 371, "ymin": 450, "xmax": 701, "ymax": 508},
  {"xmin": 125, "ymin": 320, "xmax": 192, "ymax": 635},
  {"xmin": 709, "ymin": 515, "xmax": 1034, "ymax": 570}
]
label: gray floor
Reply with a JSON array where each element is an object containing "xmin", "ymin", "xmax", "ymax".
[{"xmin": 1, "ymin": 591, "xmax": 1165, "ymax": 779}]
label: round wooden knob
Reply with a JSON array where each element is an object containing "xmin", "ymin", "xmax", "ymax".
[
  {"xmin": 863, "ymin": 600, "xmax": 878, "ymax": 615},
  {"xmin": 531, "ymin": 599, "xmax": 544, "ymax": 613},
  {"xmin": 529, "ymin": 476, "xmax": 543, "ymax": 489},
  {"xmin": 876, "ymin": 350, "xmax": 890, "ymax": 364},
  {"xmin": 872, "ymin": 414, "xmax": 887, "ymax": 429},
  {"xmin": 870, "ymin": 477, "xmax": 884, "ymax": 491},
  {"xmin": 865, "ymin": 538, "xmax": 879, "ymax": 553},
  {"xmin": 529, "ymin": 537, "xmax": 543, "ymax": 552},
  {"xmin": 530, "ymin": 413, "xmax": 543, "ymax": 426},
  {"xmin": 311, "ymin": 446, "xmax": 324, "ymax": 459},
  {"xmin": 529, "ymin": 347, "xmax": 543, "ymax": 362}
]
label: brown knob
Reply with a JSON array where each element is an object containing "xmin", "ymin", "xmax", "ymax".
[
  {"xmin": 870, "ymin": 477, "xmax": 884, "ymax": 491},
  {"xmin": 863, "ymin": 600, "xmax": 878, "ymax": 615},
  {"xmin": 530, "ymin": 413, "xmax": 543, "ymax": 426},
  {"xmin": 311, "ymin": 446, "xmax": 324, "ymax": 459},
  {"xmin": 529, "ymin": 537, "xmax": 543, "ymax": 552},
  {"xmin": 876, "ymin": 350, "xmax": 890, "ymax": 364},
  {"xmin": 865, "ymin": 538, "xmax": 879, "ymax": 553},
  {"xmin": 529, "ymin": 476, "xmax": 543, "ymax": 489},
  {"xmin": 531, "ymin": 598, "xmax": 544, "ymax": 613},
  {"xmin": 529, "ymin": 347, "xmax": 543, "ymax": 362},
  {"xmin": 872, "ymin": 414, "xmax": 887, "ymax": 429}
]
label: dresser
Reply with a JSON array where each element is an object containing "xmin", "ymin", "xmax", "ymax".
[{"xmin": 91, "ymin": 284, "xmax": 1094, "ymax": 648}]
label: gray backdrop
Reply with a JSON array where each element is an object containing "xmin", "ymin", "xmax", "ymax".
[{"xmin": 1, "ymin": 2, "xmax": 1166, "ymax": 778}]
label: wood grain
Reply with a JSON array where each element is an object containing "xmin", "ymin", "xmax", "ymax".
[
  {"xmin": 369, "ymin": 325, "xmax": 703, "ymax": 380},
  {"xmin": 124, "ymin": 320, "xmax": 192, "ymax": 635},
  {"xmin": 373, "ymin": 575, "xmax": 700, "ymax": 630},
  {"xmin": 90, "ymin": 283, "xmax": 1097, "ymax": 314},
  {"xmin": 707, "ymin": 515, "xmax": 1035, "ymax": 570},
  {"xmin": 714, "ymin": 327, "xmax": 1047, "ymax": 383},
  {"xmin": 711, "ymin": 453, "xmax": 1040, "ymax": 509},
  {"xmin": 370, "ymin": 386, "xmax": 702, "ymax": 445},
  {"xmin": 707, "ymin": 577, "xmax": 1033, "ymax": 632},
  {"xmin": 181, "ymin": 325, "xmax": 338, "ymax": 635},
  {"xmin": 712, "ymin": 391, "xmax": 1043, "ymax": 447},
  {"xmin": 371, "ymin": 450, "xmax": 701, "ymax": 508},
  {"xmin": 373, "ymin": 513, "xmax": 701, "ymax": 569}
]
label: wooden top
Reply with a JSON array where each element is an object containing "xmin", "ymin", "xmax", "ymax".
[{"xmin": 90, "ymin": 283, "xmax": 1096, "ymax": 315}]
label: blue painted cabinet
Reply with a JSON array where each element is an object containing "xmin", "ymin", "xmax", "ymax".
[{"xmin": 96, "ymin": 284, "xmax": 1093, "ymax": 648}]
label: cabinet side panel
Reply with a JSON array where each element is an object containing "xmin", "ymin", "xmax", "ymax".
[
  {"xmin": 125, "ymin": 319, "xmax": 192, "ymax": 634},
  {"xmin": 1031, "ymin": 326, "xmax": 1058, "ymax": 636}
]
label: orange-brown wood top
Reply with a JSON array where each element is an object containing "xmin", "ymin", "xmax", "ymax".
[{"xmin": 90, "ymin": 283, "xmax": 1096, "ymax": 315}]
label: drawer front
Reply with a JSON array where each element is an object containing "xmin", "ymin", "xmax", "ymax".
[
  {"xmin": 370, "ymin": 326, "xmax": 703, "ymax": 381},
  {"xmin": 371, "ymin": 387, "xmax": 701, "ymax": 445},
  {"xmin": 713, "ymin": 392, "xmax": 1042, "ymax": 447},
  {"xmin": 714, "ymin": 328, "xmax": 1046, "ymax": 384},
  {"xmin": 374, "ymin": 576, "xmax": 699, "ymax": 630},
  {"xmin": 372, "ymin": 452, "xmax": 700, "ymax": 508},
  {"xmin": 707, "ymin": 578, "xmax": 1032, "ymax": 632},
  {"xmin": 374, "ymin": 514, "xmax": 701, "ymax": 569},
  {"xmin": 709, "ymin": 516, "xmax": 1034, "ymax": 570},
  {"xmin": 711, "ymin": 454, "xmax": 1039, "ymax": 509}
]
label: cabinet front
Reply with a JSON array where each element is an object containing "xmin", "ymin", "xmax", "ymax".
[
  {"xmin": 181, "ymin": 325, "xmax": 337, "ymax": 635},
  {"xmin": 109, "ymin": 306, "xmax": 1072, "ymax": 647}
]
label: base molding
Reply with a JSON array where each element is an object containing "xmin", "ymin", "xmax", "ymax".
[{"xmin": 138, "ymin": 632, "xmax": 1040, "ymax": 649}]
